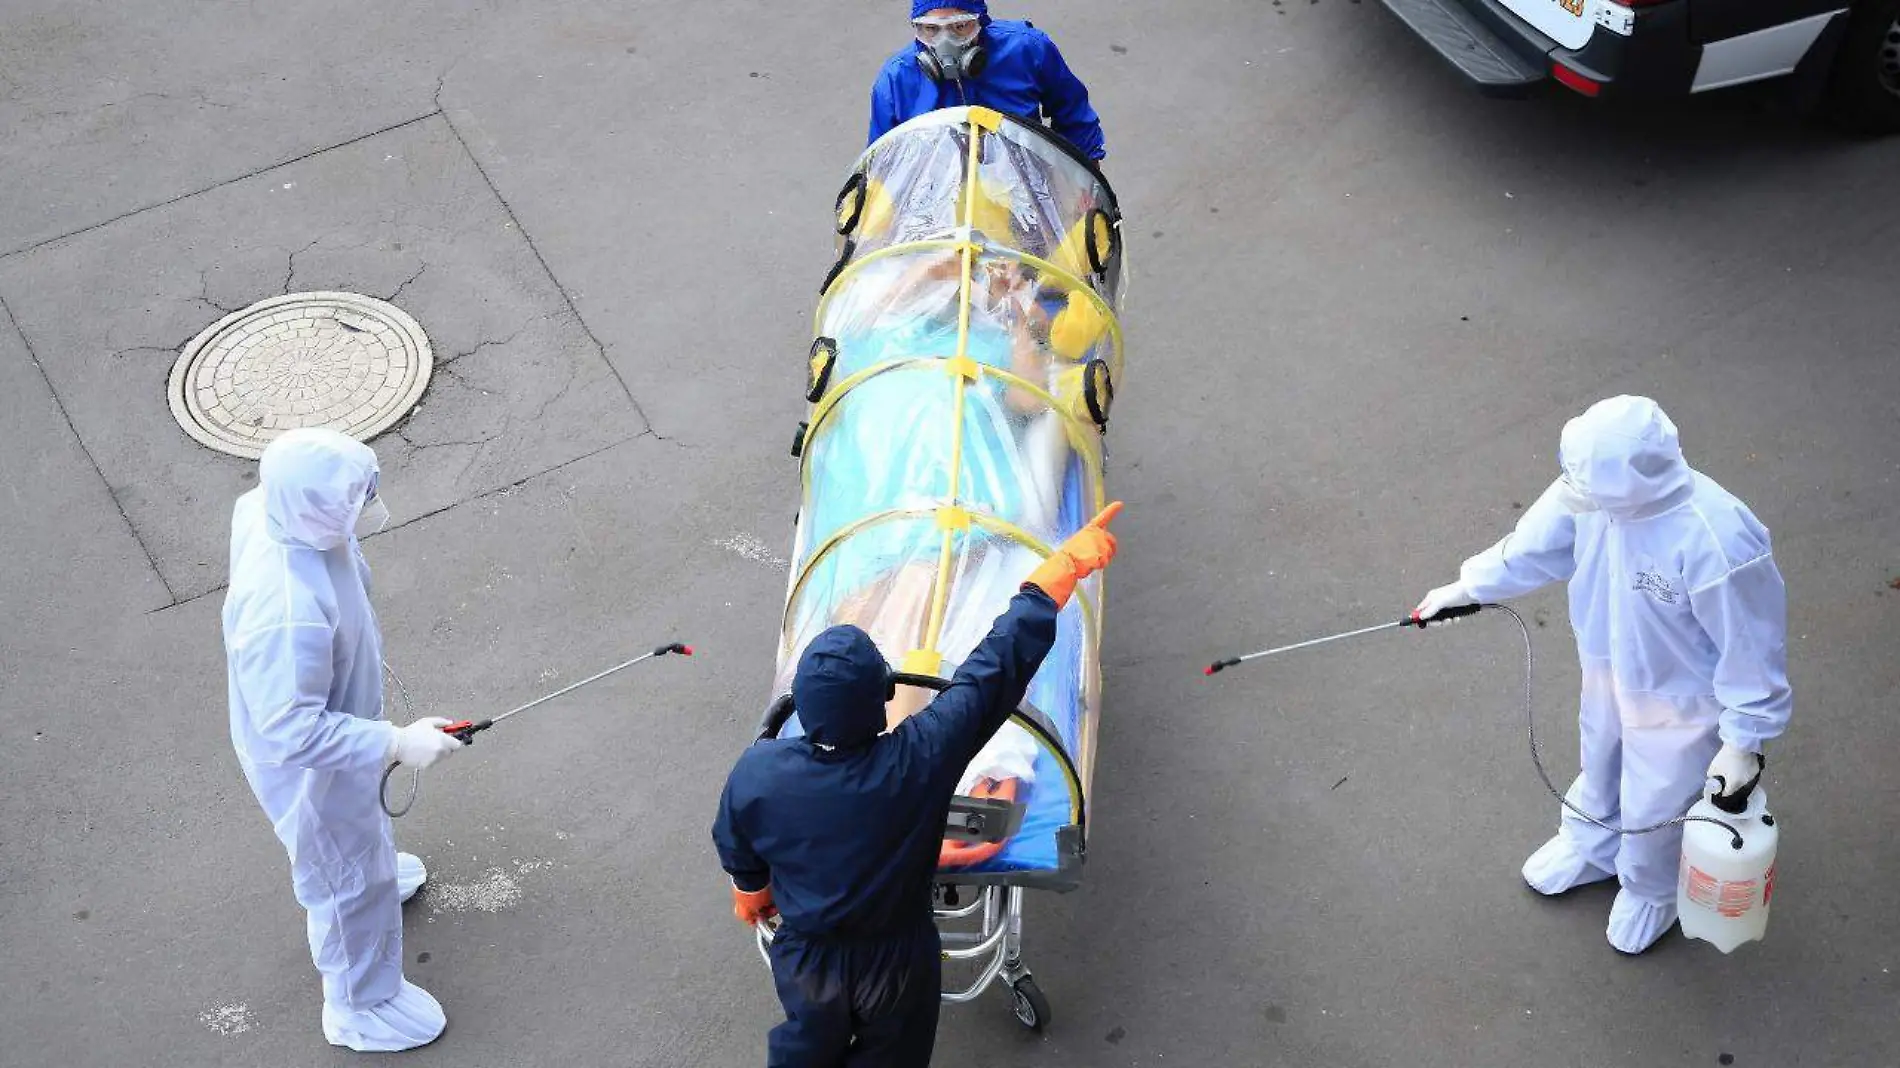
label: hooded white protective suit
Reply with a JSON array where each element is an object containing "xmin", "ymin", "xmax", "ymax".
[
  {"xmin": 1454, "ymin": 396, "xmax": 1791, "ymax": 952},
  {"xmin": 223, "ymin": 428, "xmax": 446, "ymax": 1051}
]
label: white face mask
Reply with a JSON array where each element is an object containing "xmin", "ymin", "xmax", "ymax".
[
  {"xmin": 355, "ymin": 482, "xmax": 391, "ymax": 537},
  {"xmin": 1554, "ymin": 477, "xmax": 1599, "ymax": 514}
]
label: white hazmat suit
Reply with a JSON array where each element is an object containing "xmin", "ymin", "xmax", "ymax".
[
  {"xmin": 1420, "ymin": 397, "xmax": 1791, "ymax": 953},
  {"xmin": 223, "ymin": 429, "xmax": 450, "ymax": 1050}
]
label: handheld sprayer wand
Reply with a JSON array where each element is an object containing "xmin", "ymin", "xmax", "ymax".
[
  {"xmin": 1203, "ymin": 604, "xmax": 1485, "ymax": 674},
  {"xmin": 1203, "ymin": 605, "xmax": 1743, "ymax": 847},
  {"xmin": 380, "ymin": 642, "xmax": 694, "ymax": 818}
]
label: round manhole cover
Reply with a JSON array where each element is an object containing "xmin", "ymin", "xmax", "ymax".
[{"xmin": 168, "ymin": 291, "xmax": 432, "ymax": 459}]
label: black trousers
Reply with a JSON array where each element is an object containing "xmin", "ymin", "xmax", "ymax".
[{"xmin": 765, "ymin": 922, "xmax": 942, "ymax": 1068}]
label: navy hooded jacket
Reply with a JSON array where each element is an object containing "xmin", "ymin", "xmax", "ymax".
[
  {"xmin": 869, "ymin": 9, "xmax": 1106, "ymax": 161},
  {"xmin": 713, "ymin": 587, "xmax": 1060, "ymax": 939}
]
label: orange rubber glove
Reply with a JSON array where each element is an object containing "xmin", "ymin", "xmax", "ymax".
[
  {"xmin": 1024, "ymin": 502, "xmax": 1123, "ymax": 608},
  {"xmin": 938, "ymin": 777, "xmax": 1021, "ymax": 870},
  {"xmin": 732, "ymin": 883, "xmax": 777, "ymax": 926}
]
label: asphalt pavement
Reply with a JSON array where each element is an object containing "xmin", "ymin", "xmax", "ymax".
[{"xmin": 2, "ymin": 1, "xmax": 1895, "ymax": 1065}]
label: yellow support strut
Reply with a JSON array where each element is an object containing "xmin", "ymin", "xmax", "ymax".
[{"xmin": 918, "ymin": 115, "xmax": 988, "ymax": 659}]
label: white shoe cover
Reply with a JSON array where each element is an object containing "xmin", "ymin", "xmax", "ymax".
[
  {"xmin": 1521, "ymin": 835, "xmax": 1613, "ymax": 896},
  {"xmin": 1607, "ymin": 890, "xmax": 1677, "ymax": 955},
  {"xmin": 396, "ymin": 852, "xmax": 427, "ymax": 904},
  {"xmin": 323, "ymin": 979, "xmax": 446, "ymax": 1052}
]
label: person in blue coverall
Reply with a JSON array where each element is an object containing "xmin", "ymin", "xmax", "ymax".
[
  {"xmin": 870, "ymin": 2, "xmax": 1106, "ymax": 162},
  {"xmin": 713, "ymin": 503, "xmax": 1124, "ymax": 1067}
]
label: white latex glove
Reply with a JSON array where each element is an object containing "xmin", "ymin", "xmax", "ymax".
[
  {"xmin": 1414, "ymin": 581, "xmax": 1476, "ymax": 621},
  {"xmin": 957, "ymin": 726, "xmax": 1041, "ymax": 795},
  {"xmin": 1706, "ymin": 743, "xmax": 1762, "ymax": 797},
  {"xmin": 389, "ymin": 717, "xmax": 464, "ymax": 768}
]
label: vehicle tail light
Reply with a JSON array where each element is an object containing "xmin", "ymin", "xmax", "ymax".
[{"xmin": 1551, "ymin": 62, "xmax": 1602, "ymax": 97}]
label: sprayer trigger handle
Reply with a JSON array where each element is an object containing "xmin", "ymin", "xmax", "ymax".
[
  {"xmin": 1405, "ymin": 602, "xmax": 1484, "ymax": 628},
  {"xmin": 441, "ymin": 719, "xmax": 491, "ymax": 745}
]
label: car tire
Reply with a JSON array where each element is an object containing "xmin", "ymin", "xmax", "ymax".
[{"xmin": 1823, "ymin": 0, "xmax": 1900, "ymax": 133}]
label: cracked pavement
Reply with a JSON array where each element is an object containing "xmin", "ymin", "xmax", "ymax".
[{"xmin": 2, "ymin": 1, "xmax": 1897, "ymax": 1067}]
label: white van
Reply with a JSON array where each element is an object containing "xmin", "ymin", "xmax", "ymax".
[{"xmin": 1379, "ymin": 0, "xmax": 1899, "ymax": 131}]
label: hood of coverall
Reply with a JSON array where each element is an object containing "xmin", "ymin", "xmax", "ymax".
[
  {"xmin": 258, "ymin": 428, "xmax": 380, "ymax": 551},
  {"xmin": 1558, "ymin": 396, "xmax": 1694, "ymax": 520},
  {"xmin": 793, "ymin": 625, "xmax": 892, "ymax": 749},
  {"xmin": 912, "ymin": 1, "xmax": 990, "ymax": 20}
]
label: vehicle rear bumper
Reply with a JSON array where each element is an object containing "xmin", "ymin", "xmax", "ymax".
[{"xmin": 1378, "ymin": 0, "xmax": 1703, "ymax": 98}]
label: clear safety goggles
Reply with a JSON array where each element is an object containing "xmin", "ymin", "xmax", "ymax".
[{"xmin": 913, "ymin": 14, "xmax": 981, "ymax": 45}]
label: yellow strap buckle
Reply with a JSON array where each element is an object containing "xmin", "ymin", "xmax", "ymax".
[{"xmin": 900, "ymin": 649, "xmax": 945, "ymax": 676}]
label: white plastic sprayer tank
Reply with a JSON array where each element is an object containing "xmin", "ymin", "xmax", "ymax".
[{"xmin": 1678, "ymin": 784, "xmax": 1778, "ymax": 953}]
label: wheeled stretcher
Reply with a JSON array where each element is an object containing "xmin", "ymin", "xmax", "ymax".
[{"xmin": 752, "ymin": 106, "xmax": 1126, "ymax": 1031}]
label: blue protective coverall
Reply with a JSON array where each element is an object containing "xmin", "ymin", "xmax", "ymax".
[
  {"xmin": 223, "ymin": 429, "xmax": 445, "ymax": 1051},
  {"xmin": 714, "ymin": 588, "xmax": 1060, "ymax": 1066},
  {"xmin": 869, "ymin": 6, "xmax": 1106, "ymax": 161}
]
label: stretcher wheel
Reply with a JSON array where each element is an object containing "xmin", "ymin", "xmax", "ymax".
[{"xmin": 1008, "ymin": 975, "xmax": 1050, "ymax": 1032}]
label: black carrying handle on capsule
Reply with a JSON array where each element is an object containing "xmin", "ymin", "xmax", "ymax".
[
  {"xmin": 1083, "ymin": 208, "xmax": 1118, "ymax": 277},
  {"xmin": 820, "ymin": 238, "xmax": 856, "ymax": 295},
  {"xmin": 1082, "ymin": 358, "xmax": 1113, "ymax": 430},
  {"xmin": 806, "ymin": 337, "xmax": 839, "ymax": 403},
  {"xmin": 834, "ymin": 172, "xmax": 867, "ymax": 236}
]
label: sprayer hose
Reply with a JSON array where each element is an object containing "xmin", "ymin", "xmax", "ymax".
[
  {"xmin": 379, "ymin": 659, "xmax": 423, "ymax": 819},
  {"xmin": 1493, "ymin": 603, "xmax": 1741, "ymax": 847}
]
